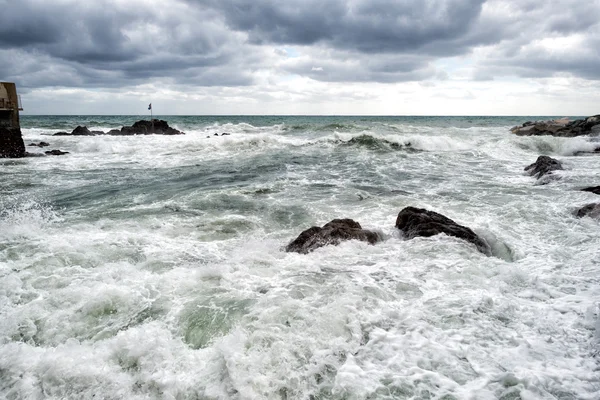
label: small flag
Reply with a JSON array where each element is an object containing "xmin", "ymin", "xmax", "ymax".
[{"xmin": 148, "ymin": 103, "xmax": 152, "ymax": 110}]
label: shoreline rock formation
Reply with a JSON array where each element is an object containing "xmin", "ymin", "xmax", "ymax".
[
  {"xmin": 395, "ymin": 206, "xmax": 491, "ymax": 256},
  {"xmin": 53, "ymin": 119, "xmax": 184, "ymax": 136},
  {"xmin": 286, "ymin": 218, "xmax": 381, "ymax": 254},
  {"xmin": 511, "ymin": 115, "xmax": 600, "ymax": 137}
]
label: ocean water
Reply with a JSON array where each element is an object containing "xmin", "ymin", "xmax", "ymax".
[{"xmin": 1, "ymin": 115, "xmax": 599, "ymax": 399}]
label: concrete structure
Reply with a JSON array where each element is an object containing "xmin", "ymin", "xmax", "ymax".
[{"xmin": 0, "ymin": 82, "xmax": 25, "ymax": 158}]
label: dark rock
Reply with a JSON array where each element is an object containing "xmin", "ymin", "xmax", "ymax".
[
  {"xmin": 575, "ymin": 203, "xmax": 600, "ymax": 219},
  {"xmin": 53, "ymin": 125, "xmax": 96, "ymax": 136},
  {"xmin": 72, "ymin": 126, "xmax": 94, "ymax": 135},
  {"xmin": 214, "ymin": 133, "xmax": 219, "ymax": 136},
  {"xmin": 28, "ymin": 141, "xmax": 50, "ymax": 147},
  {"xmin": 0, "ymin": 127, "xmax": 26, "ymax": 158},
  {"xmin": 106, "ymin": 129, "xmax": 122, "ymax": 135},
  {"xmin": 221, "ymin": 133, "xmax": 231, "ymax": 136},
  {"xmin": 111, "ymin": 119, "xmax": 184, "ymax": 135},
  {"xmin": 286, "ymin": 218, "xmax": 381, "ymax": 254},
  {"xmin": 511, "ymin": 115, "xmax": 600, "ymax": 137},
  {"xmin": 581, "ymin": 186, "xmax": 600, "ymax": 195},
  {"xmin": 45, "ymin": 149, "xmax": 70, "ymax": 156},
  {"xmin": 395, "ymin": 206, "xmax": 491, "ymax": 255},
  {"xmin": 524, "ymin": 156, "xmax": 563, "ymax": 179}
]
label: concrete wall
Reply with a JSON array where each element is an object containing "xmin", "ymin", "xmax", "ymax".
[
  {"xmin": 0, "ymin": 82, "xmax": 25, "ymax": 158},
  {"xmin": 0, "ymin": 82, "xmax": 21, "ymax": 129}
]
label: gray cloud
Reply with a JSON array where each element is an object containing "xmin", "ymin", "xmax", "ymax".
[{"xmin": 1, "ymin": 0, "xmax": 599, "ymax": 92}]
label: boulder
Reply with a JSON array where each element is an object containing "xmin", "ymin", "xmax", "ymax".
[
  {"xmin": 111, "ymin": 119, "xmax": 184, "ymax": 135},
  {"xmin": 0, "ymin": 127, "xmax": 25, "ymax": 158},
  {"xmin": 45, "ymin": 149, "xmax": 70, "ymax": 156},
  {"xmin": 286, "ymin": 218, "xmax": 381, "ymax": 254},
  {"xmin": 575, "ymin": 203, "xmax": 600, "ymax": 219},
  {"xmin": 511, "ymin": 115, "xmax": 600, "ymax": 137},
  {"xmin": 395, "ymin": 207, "xmax": 491, "ymax": 255},
  {"xmin": 53, "ymin": 125, "xmax": 98, "ymax": 136},
  {"xmin": 524, "ymin": 156, "xmax": 563, "ymax": 179},
  {"xmin": 581, "ymin": 186, "xmax": 600, "ymax": 195}
]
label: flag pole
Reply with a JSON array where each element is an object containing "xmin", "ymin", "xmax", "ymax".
[{"xmin": 149, "ymin": 103, "xmax": 154, "ymax": 133}]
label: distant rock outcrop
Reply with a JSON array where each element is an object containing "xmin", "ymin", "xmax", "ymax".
[
  {"xmin": 286, "ymin": 218, "xmax": 381, "ymax": 254},
  {"xmin": 575, "ymin": 203, "xmax": 600, "ymax": 219},
  {"xmin": 524, "ymin": 156, "xmax": 563, "ymax": 180},
  {"xmin": 53, "ymin": 120, "xmax": 184, "ymax": 136},
  {"xmin": 110, "ymin": 120, "xmax": 184, "ymax": 135},
  {"xmin": 511, "ymin": 115, "xmax": 600, "ymax": 137},
  {"xmin": 395, "ymin": 206, "xmax": 491, "ymax": 255},
  {"xmin": 0, "ymin": 127, "xmax": 25, "ymax": 158}
]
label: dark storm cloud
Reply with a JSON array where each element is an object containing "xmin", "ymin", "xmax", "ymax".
[
  {"xmin": 0, "ymin": 0, "xmax": 260, "ymax": 88},
  {"xmin": 1, "ymin": 0, "xmax": 599, "ymax": 90},
  {"xmin": 203, "ymin": 0, "xmax": 487, "ymax": 55}
]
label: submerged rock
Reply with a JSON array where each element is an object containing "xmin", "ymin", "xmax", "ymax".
[
  {"xmin": 575, "ymin": 203, "xmax": 600, "ymax": 219},
  {"xmin": 28, "ymin": 141, "xmax": 50, "ymax": 147},
  {"xmin": 581, "ymin": 186, "xmax": 600, "ymax": 195},
  {"xmin": 524, "ymin": 156, "xmax": 563, "ymax": 179},
  {"xmin": 45, "ymin": 149, "xmax": 69, "ymax": 156},
  {"xmin": 511, "ymin": 115, "xmax": 600, "ymax": 137},
  {"xmin": 0, "ymin": 127, "xmax": 26, "ymax": 158},
  {"xmin": 395, "ymin": 206, "xmax": 491, "ymax": 255},
  {"xmin": 286, "ymin": 218, "xmax": 381, "ymax": 254}
]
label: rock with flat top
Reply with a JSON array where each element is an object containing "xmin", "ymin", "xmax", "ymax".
[{"xmin": 112, "ymin": 119, "xmax": 184, "ymax": 135}]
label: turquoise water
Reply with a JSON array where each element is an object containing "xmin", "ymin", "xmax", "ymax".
[{"xmin": 1, "ymin": 116, "xmax": 599, "ymax": 399}]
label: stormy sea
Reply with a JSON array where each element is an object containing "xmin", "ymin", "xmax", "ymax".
[{"xmin": 1, "ymin": 115, "xmax": 599, "ymax": 399}]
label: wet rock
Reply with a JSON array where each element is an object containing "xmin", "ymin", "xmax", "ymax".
[
  {"xmin": 112, "ymin": 119, "xmax": 184, "ymax": 135},
  {"xmin": 581, "ymin": 186, "xmax": 600, "ymax": 195},
  {"xmin": 45, "ymin": 149, "xmax": 70, "ymax": 156},
  {"xmin": 54, "ymin": 125, "xmax": 98, "ymax": 136},
  {"xmin": 0, "ymin": 127, "xmax": 25, "ymax": 158},
  {"xmin": 575, "ymin": 203, "xmax": 600, "ymax": 219},
  {"xmin": 395, "ymin": 206, "xmax": 491, "ymax": 255},
  {"xmin": 107, "ymin": 129, "xmax": 121, "ymax": 135},
  {"xmin": 511, "ymin": 115, "xmax": 600, "ymax": 137},
  {"xmin": 286, "ymin": 218, "xmax": 381, "ymax": 254},
  {"xmin": 28, "ymin": 141, "xmax": 50, "ymax": 147},
  {"xmin": 221, "ymin": 133, "xmax": 231, "ymax": 136},
  {"xmin": 524, "ymin": 156, "xmax": 563, "ymax": 179}
]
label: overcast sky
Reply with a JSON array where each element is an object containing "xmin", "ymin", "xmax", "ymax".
[{"xmin": 1, "ymin": 0, "xmax": 599, "ymax": 115}]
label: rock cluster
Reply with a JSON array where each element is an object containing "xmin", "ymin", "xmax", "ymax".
[
  {"xmin": 54, "ymin": 119, "xmax": 184, "ymax": 136},
  {"xmin": 511, "ymin": 115, "xmax": 600, "ymax": 137},
  {"xmin": 286, "ymin": 208, "xmax": 491, "ymax": 256}
]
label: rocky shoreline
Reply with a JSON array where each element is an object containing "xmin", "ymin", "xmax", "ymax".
[{"xmin": 510, "ymin": 115, "xmax": 600, "ymax": 137}]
